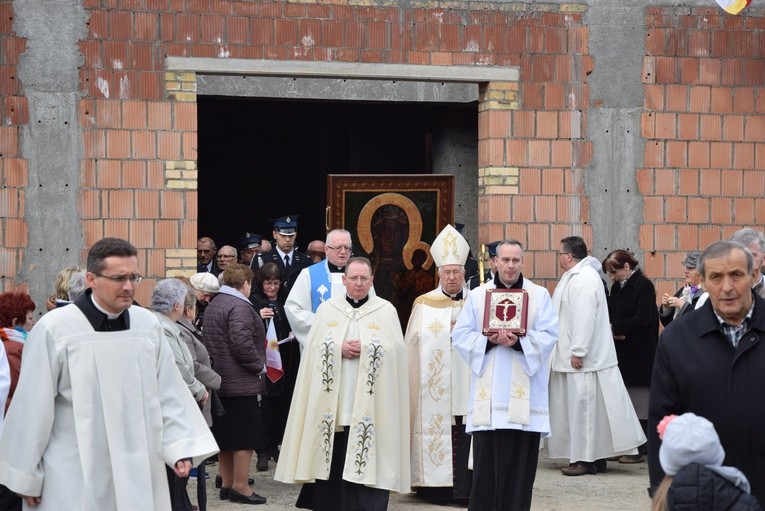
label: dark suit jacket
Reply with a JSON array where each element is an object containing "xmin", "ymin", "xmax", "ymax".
[
  {"xmin": 258, "ymin": 249, "xmax": 311, "ymax": 300},
  {"xmin": 648, "ymin": 294, "xmax": 765, "ymax": 504}
]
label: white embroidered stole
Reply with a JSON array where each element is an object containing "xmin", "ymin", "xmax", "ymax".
[
  {"xmin": 418, "ymin": 302, "xmax": 454, "ymax": 486},
  {"xmin": 472, "ymin": 285, "xmax": 538, "ymax": 427}
]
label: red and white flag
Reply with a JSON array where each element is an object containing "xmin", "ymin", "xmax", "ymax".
[{"xmin": 265, "ymin": 319, "xmax": 283, "ymax": 383}]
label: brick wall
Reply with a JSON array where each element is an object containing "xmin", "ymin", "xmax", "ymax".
[
  {"xmin": 640, "ymin": 6, "xmax": 765, "ymax": 299},
  {"xmin": 0, "ymin": 1, "xmax": 28, "ymax": 292},
  {"xmin": 3, "ymin": 1, "xmax": 763, "ymax": 301}
]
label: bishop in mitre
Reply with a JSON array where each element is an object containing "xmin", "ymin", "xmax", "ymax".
[{"xmin": 406, "ymin": 224, "xmax": 473, "ymax": 502}]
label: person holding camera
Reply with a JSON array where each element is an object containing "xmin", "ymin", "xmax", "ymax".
[{"xmin": 250, "ymin": 262, "xmax": 298, "ymax": 472}]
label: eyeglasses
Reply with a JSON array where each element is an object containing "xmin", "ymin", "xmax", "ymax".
[
  {"xmin": 440, "ymin": 269, "xmax": 464, "ymax": 278},
  {"xmin": 326, "ymin": 245, "xmax": 352, "ymax": 252},
  {"xmin": 216, "ymin": 254, "xmax": 236, "ymax": 259},
  {"xmin": 95, "ymin": 273, "xmax": 143, "ymax": 284}
]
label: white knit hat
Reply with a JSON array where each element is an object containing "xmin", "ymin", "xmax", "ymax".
[
  {"xmin": 190, "ymin": 272, "xmax": 220, "ymax": 294},
  {"xmin": 430, "ymin": 224, "xmax": 469, "ymax": 267},
  {"xmin": 659, "ymin": 413, "xmax": 725, "ymax": 476}
]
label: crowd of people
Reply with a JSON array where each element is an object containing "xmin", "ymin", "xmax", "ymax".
[{"xmin": 0, "ymin": 219, "xmax": 763, "ymax": 511}]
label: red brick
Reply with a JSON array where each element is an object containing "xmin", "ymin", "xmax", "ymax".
[
  {"xmin": 744, "ymin": 169, "xmax": 765, "ymax": 198},
  {"xmin": 654, "ymin": 56, "xmax": 677, "ymax": 83},
  {"xmin": 122, "ymin": 100, "xmax": 146, "ymax": 129},
  {"xmin": 177, "ymin": 13, "xmax": 201, "ymax": 43},
  {"xmin": 109, "ymin": 10, "xmax": 132, "ymax": 40},
  {"xmin": 181, "ymin": 132, "xmax": 197, "ymax": 160},
  {"xmin": 678, "ymin": 168, "xmax": 699, "ymax": 195},
  {"xmin": 710, "ymin": 197, "xmax": 732, "ymax": 224},
  {"xmin": 541, "ymin": 168, "xmax": 564, "ymax": 195},
  {"xmin": 720, "ymin": 169, "xmax": 743, "ymax": 195},
  {"xmin": 677, "ymin": 224, "xmax": 699, "ymax": 251},
  {"xmin": 666, "ymin": 141, "xmax": 687, "ymax": 167},
  {"xmin": 544, "ymin": 83, "xmax": 565, "ymax": 109},
  {"xmin": 688, "ymin": 141, "xmax": 709, "ymax": 168},
  {"xmin": 698, "ymin": 170, "xmax": 723, "ymax": 199},
  {"xmin": 133, "ymin": 11, "xmax": 158, "ymax": 40},
  {"xmin": 744, "ymin": 116, "xmax": 765, "ymax": 142},
  {"xmin": 699, "ymin": 114, "xmax": 721, "ymax": 140},
  {"xmin": 654, "ymin": 112, "xmax": 676, "ymax": 139},
  {"xmin": 96, "ymin": 159, "xmax": 121, "ymax": 188},
  {"xmin": 733, "ymin": 143, "xmax": 755, "ymax": 169},
  {"xmin": 156, "ymin": 219, "xmax": 179, "ymax": 248},
  {"xmin": 677, "ymin": 113, "xmax": 698, "ymax": 140},
  {"xmin": 130, "ymin": 220, "xmax": 155, "ymax": 249},
  {"xmin": 710, "ymin": 87, "xmax": 733, "ymax": 113},
  {"xmin": 88, "ymin": 10, "xmax": 108, "ymax": 38},
  {"xmin": 653, "ymin": 168, "xmax": 674, "ymax": 195},
  {"xmin": 106, "ymin": 129, "xmax": 131, "ymax": 159},
  {"xmin": 733, "ymin": 87, "xmax": 756, "ymax": 113},
  {"xmin": 551, "ymin": 141, "xmax": 572, "ymax": 167},
  {"xmin": 644, "ymin": 197, "xmax": 664, "ymax": 223},
  {"xmin": 131, "ymin": 131, "xmax": 156, "ymax": 159},
  {"xmin": 709, "ymin": 142, "xmax": 732, "ymax": 168},
  {"xmin": 0, "ymin": 126, "xmax": 18, "ymax": 157},
  {"xmin": 519, "ymin": 168, "xmax": 541, "ymax": 194},
  {"xmin": 147, "ymin": 103, "xmax": 172, "ymax": 130},
  {"xmin": 687, "ymin": 197, "xmax": 709, "ymax": 223},
  {"xmin": 122, "ymin": 160, "xmax": 146, "ymax": 188},
  {"xmin": 512, "ymin": 111, "xmax": 535, "ymax": 138},
  {"xmin": 665, "ymin": 84, "xmax": 686, "ymax": 111},
  {"xmin": 2, "ymin": 158, "xmax": 27, "ymax": 187},
  {"xmin": 655, "ymin": 224, "xmax": 676, "ymax": 250},
  {"xmin": 688, "ymin": 86, "xmax": 711, "ymax": 113},
  {"xmin": 134, "ymin": 190, "xmax": 159, "ymax": 219},
  {"xmin": 698, "ymin": 58, "xmax": 721, "ymax": 85},
  {"xmin": 666, "ymin": 196, "xmax": 686, "ymax": 222},
  {"xmin": 723, "ymin": 115, "xmax": 745, "ymax": 141},
  {"xmin": 527, "ymin": 140, "xmax": 550, "ymax": 166},
  {"xmin": 645, "ymin": 84, "xmax": 664, "ymax": 110},
  {"xmin": 4, "ymin": 218, "xmax": 27, "ymax": 247},
  {"xmin": 536, "ymin": 111, "xmax": 557, "ymax": 139},
  {"xmin": 106, "ymin": 189, "xmax": 133, "ymax": 218},
  {"xmin": 639, "ymin": 224, "xmax": 654, "ymax": 251},
  {"xmin": 572, "ymin": 141, "xmax": 592, "ymax": 167},
  {"xmin": 641, "ymin": 112, "xmax": 655, "ymax": 138},
  {"xmin": 534, "ymin": 196, "xmax": 556, "ymax": 222},
  {"xmin": 734, "ymin": 198, "xmax": 755, "ymax": 224},
  {"xmin": 679, "ymin": 57, "xmax": 699, "ymax": 83}
]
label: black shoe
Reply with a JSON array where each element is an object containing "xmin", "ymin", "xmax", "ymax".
[
  {"xmin": 220, "ymin": 487, "xmax": 231, "ymax": 500},
  {"xmin": 256, "ymin": 455, "xmax": 268, "ymax": 472},
  {"xmin": 215, "ymin": 474, "xmax": 222, "ymax": 488},
  {"xmin": 270, "ymin": 449, "xmax": 280, "ymax": 462},
  {"xmin": 595, "ymin": 458, "xmax": 607, "ymax": 473},
  {"xmin": 228, "ymin": 489, "xmax": 267, "ymax": 505},
  {"xmin": 248, "ymin": 477, "xmax": 254, "ymax": 485},
  {"xmin": 561, "ymin": 461, "xmax": 598, "ymax": 476}
]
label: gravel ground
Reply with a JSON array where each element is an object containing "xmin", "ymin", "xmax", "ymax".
[{"xmin": 196, "ymin": 449, "xmax": 651, "ymax": 511}]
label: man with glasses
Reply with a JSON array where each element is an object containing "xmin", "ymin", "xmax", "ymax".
[
  {"xmin": 286, "ymin": 229, "xmax": 363, "ymax": 347},
  {"xmin": 215, "ymin": 245, "xmax": 238, "ymax": 273},
  {"xmin": 405, "ymin": 225, "xmax": 473, "ymax": 503},
  {"xmin": 276, "ymin": 257, "xmax": 410, "ymax": 510},
  {"xmin": 0, "ymin": 237, "xmax": 218, "ymax": 510}
]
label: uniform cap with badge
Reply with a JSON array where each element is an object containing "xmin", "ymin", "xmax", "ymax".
[
  {"xmin": 239, "ymin": 232, "xmax": 263, "ymax": 250},
  {"xmin": 271, "ymin": 215, "xmax": 298, "ymax": 236}
]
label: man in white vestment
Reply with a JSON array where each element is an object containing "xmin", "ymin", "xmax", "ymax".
[
  {"xmin": 406, "ymin": 224, "xmax": 472, "ymax": 502},
  {"xmin": 548, "ymin": 236, "xmax": 645, "ymax": 476},
  {"xmin": 285, "ymin": 228, "xmax": 354, "ymax": 346},
  {"xmin": 452, "ymin": 240, "xmax": 558, "ymax": 511},
  {"xmin": 275, "ymin": 257, "xmax": 410, "ymax": 511},
  {"xmin": 0, "ymin": 237, "xmax": 218, "ymax": 510}
]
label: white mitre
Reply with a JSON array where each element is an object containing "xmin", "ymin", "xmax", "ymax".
[{"xmin": 430, "ymin": 224, "xmax": 470, "ymax": 267}]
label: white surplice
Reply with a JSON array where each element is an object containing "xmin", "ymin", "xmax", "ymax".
[
  {"xmin": 0, "ymin": 304, "xmax": 219, "ymax": 510},
  {"xmin": 452, "ymin": 278, "xmax": 558, "ymax": 434},
  {"xmin": 406, "ymin": 287, "xmax": 470, "ymax": 487},
  {"xmin": 548, "ymin": 260, "xmax": 645, "ymax": 462}
]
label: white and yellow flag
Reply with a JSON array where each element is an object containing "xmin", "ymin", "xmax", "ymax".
[
  {"xmin": 265, "ymin": 319, "xmax": 283, "ymax": 383},
  {"xmin": 716, "ymin": 0, "xmax": 752, "ymax": 14}
]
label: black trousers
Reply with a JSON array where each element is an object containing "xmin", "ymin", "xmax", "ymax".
[
  {"xmin": 469, "ymin": 429, "xmax": 541, "ymax": 511},
  {"xmin": 0, "ymin": 485, "xmax": 21, "ymax": 511},
  {"xmin": 165, "ymin": 465, "xmax": 194, "ymax": 511},
  {"xmin": 296, "ymin": 429, "xmax": 390, "ymax": 511}
]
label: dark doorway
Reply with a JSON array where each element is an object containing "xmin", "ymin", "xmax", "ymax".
[{"xmin": 197, "ymin": 97, "xmax": 476, "ymax": 249}]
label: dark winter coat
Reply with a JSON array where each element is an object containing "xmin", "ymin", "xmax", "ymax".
[
  {"xmin": 606, "ymin": 268, "xmax": 660, "ymax": 387},
  {"xmin": 251, "ymin": 290, "xmax": 300, "ymax": 395},
  {"xmin": 258, "ymin": 248, "xmax": 312, "ymax": 298},
  {"xmin": 648, "ymin": 294, "xmax": 765, "ymax": 505},
  {"xmin": 203, "ymin": 290, "xmax": 266, "ymax": 397},
  {"xmin": 667, "ymin": 463, "xmax": 764, "ymax": 511}
]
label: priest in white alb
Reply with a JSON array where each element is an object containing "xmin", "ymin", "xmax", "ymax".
[
  {"xmin": 548, "ymin": 236, "xmax": 645, "ymax": 476},
  {"xmin": 275, "ymin": 257, "xmax": 409, "ymax": 511},
  {"xmin": 406, "ymin": 224, "xmax": 472, "ymax": 502},
  {"xmin": 0, "ymin": 238, "xmax": 218, "ymax": 510},
  {"xmin": 452, "ymin": 240, "xmax": 558, "ymax": 511}
]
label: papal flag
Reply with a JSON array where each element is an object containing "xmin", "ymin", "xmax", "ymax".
[
  {"xmin": 265, "ymin": 319, "xmax": 283, "ymax": 383},
  {"xmin": 716, "ymin": 0, "xmax": 752, "ymax": 14}
]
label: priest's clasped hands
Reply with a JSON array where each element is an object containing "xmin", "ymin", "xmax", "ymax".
[
  {"xmin": 342, "ymin": 339, "xmax": 361, "ymax": 358},
  {"xmin": 488, "ymin": 329, "xmax": 519, "ymax": 347}
]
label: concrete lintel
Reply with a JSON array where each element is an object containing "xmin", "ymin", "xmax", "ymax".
[{"xmin": 166, "ymin": 57, "xmax": 518, "ymax": 84}]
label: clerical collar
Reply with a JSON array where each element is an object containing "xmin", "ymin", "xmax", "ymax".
[
  {"xmin": 75, "ymin": 289, "xmax": 130, "ymax": 332},
  {"xmin": 494, "ymin": 273, "xmax": 524, "ymax": 290},
  {"xmin": 441, "ymin": 288, "xmax": 464, "ymax": 301},
  {"xmin": 327, "ymin": 262, "xmax": 344, "ymax": 273},
  {"xmin": 346, "ymin": 295, "xmax": 369, "ymax": 308}
]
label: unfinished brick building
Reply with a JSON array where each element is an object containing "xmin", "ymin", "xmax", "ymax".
[{"xmin": 0, "ymin": 0, "xmax": 763, "ymax": 309}]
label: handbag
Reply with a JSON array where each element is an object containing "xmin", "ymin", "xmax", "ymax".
[{"xmin": 210, "ymin": 389, "xmax": 225, "ymax": 418}]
